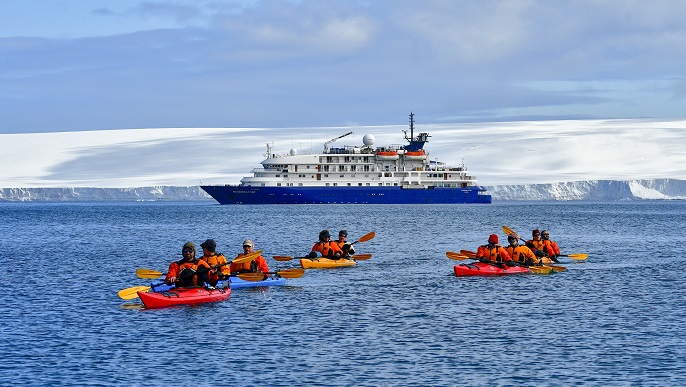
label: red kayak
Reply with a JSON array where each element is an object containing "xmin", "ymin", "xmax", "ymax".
[
  {"xmin": 138, "ymin": 287, "xmax": 232, "ymax": 309},
  {"xmin": 454, "ymin": 262, "xmax": 532, "ymax": 277}
]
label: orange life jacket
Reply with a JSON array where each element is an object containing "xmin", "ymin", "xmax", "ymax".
[
  {"xmin": 311, "ymin": 241, "xmax": 343, "ymax": 258},
  {"xmin": 476, "ymin": 244, "xmax": 512, "ymax": 262},
  {"xmin": 505, "ymin": 245, "xmax": 538, "ymax": 264},
  {"xmin": 199, "ymin": 253, "xmax": 229, "ymax": 284}
]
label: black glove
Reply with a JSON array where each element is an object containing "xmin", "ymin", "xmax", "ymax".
[
  {"xmin": 308, "ymin": 251, "xmax": 317, "ymax": 258},
  {"xmin": 535, "ymin": 250, "xmax": 545, "ymax": 258}
]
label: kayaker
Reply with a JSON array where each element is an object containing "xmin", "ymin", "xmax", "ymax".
[
  {"xmin": 198, "ymin": 239, "xmax": 230, "ymax": 287},
  {"xmin": 332, "ymin": 230, "xmax": 355, "ymax": 257},
  {"xmin": 165, "ymin": 242, "xmax": 202, "ymax": 287},
  {"xmin": 541, "ymin": 230, "xmax": 561, "ymax": 261},
  {"xmin": 476, "ymin": 234, "xmax": 512, "ymax": 263},
  {"xmin": 526, "ymin": 229, "xmax": 560, "ymax": 263},
  {"xmin": 230, "ymin": 239, "xmax": 269, "ymax": 276},
  {"xmin": 308, "ymin": 229, "xmax": 343, "ymax": 259},
  {"xmin": 504, "ymin": 234, "xmax": 539, "ymax": 266}
]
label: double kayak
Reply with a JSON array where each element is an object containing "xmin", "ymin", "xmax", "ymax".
[
  {"xmin": 138, "ymin": 287, "xmax": 232, "ymax": 309},
  {"xmin": 454, "ymin": 262, "xmax": 532, "ymax": 277},
  {"xmin": 300, "ymin": 257, "xmax": 357, "ymax": 269}
]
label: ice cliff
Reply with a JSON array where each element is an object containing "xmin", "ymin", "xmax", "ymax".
[
  {"xmin": 0, "ymin": 186, "xmax": 212, "ymax": 202},
  {"xmin": 1, "ymin": 179, "xmax": 685, "ymax": 202},
  {"xmin": 486, "ymin": 179, "xmax": 686, "ymax": 200}
]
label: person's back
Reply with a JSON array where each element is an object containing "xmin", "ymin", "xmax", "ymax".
[{"xmin": 476, "ymin": 234, "xmax": 511, "ymax": 263}]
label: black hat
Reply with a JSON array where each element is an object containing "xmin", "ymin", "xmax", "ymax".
[
  {"xmin": 200, "ymin": 239, "xmax": 217, "ymax": 252},
  {"xmin": 339, "ymin": 230, "xmax": 348, "ymax": 236}
]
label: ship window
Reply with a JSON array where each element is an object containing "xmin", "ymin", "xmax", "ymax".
[
  {"xmin": 326, "ymin": 183, "xmax": 330, "ymax": 186},
  {"xmin": 261, "ymin": 183, "xmax": 265, "ymax": 186},
  {"xmin": 358, "ymin": 183, "xmax": 363, "ymax": 186},
  {"xmin": 378, "ymin": 183, "xmax": 382, "ymax": 186},
  {"xmin": 340, "ymin": 174, "xmax": 344, "ymax": 178},
  {"xmin": 347, "ymin": 183, "xmax": 351, "ymax": 186},
  {"xmin": 276, "ymin": 175, "xmax": 280, "ymax": 177},
  {"xmin": 277, "ymin": 183, "xmax": 281, "ymax": 186},
  {"xmin": 298, "ymin": 183, "xmax": 303, "ymax": 186},
  {"xmin": 333, "ymin": 183, "xmax": 338, "ymax": 186}
]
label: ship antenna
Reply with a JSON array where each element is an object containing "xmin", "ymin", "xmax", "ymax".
[{"xmin": 409, "ymin": 112, "xmax": 415, "ymax": 141}]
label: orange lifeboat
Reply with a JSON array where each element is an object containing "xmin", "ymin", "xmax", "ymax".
[
  {"xmin": 376, "ymin": 150, "xmax": 399, "ymax": 160},
  {"xmin": 403, "ymin": 149, "xmax": 427, "ymax": 160}
]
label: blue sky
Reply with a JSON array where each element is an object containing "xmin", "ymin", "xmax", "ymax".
[{"xmin": 2, "ymin": 0, "xmax": 686, "ymax": 134}]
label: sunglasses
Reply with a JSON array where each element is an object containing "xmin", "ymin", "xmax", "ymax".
[{"xmin": 182, "ymin": 249, "xmax": 194, "ymax": 253}]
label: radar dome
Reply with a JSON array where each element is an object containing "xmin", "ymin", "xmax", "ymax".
[
  {"xmin": 363, "ymin": 134, "xmax": 375, "ymax": 146},
  {"xmin": 290, "ymin": 148, "xmax": 298, "ymax": 156}
]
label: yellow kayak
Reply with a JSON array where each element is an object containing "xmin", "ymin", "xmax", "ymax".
[{"xmin": 300, "ymin": 257, "xmax": 357, "ymax": 269}]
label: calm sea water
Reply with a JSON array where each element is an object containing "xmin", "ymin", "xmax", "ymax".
[{"xmin": 1, "ymin": 201, "xmax": 685, "ymax": 386}]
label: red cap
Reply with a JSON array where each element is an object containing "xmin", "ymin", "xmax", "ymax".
[{"xmin": 488, "ymin": 234, "xmax": 498, "ymax": 244}]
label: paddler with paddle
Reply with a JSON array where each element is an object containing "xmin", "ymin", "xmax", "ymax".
[
  {"xmin": 165, "ymin": 242, "xmax": 203, "ymax": 287},
  {"xmin": 197, "ymin": 239, "xmax": 230, "ymax": 287},
  {"xmin": 526, "ymin": 229, "xmax": 561, "ymax": 263},
  {"xmin": 332, "ymin": 230, "xmax": 355, "ymax": 257},
  {"xmin": 476, "ymin": 234, "xmax": 512, "ymax": 264},
  {"xmin": 504, "ymin": 233, "xmax": 540, "ymax": 266},
  {"xmin": 230, "ymin": 239, "xmax": 270, "ymax": 278}
]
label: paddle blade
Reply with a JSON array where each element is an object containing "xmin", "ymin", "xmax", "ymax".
[
  {"xmin": 272, "ymin": 255, "xmax": 295, "ymax": 262},
  {"xmin": 118, "ymin": 286, "xmax": 151, "ymax": 300},
  {"xmin": 566, "ymin": 254, "xmax": 588, "ymax": 260},
  {"xmin": 276, "ymin": 268, "xmax": 305, "ymax": 278},
  {"xmin": 357, "ymin": 231, "xmax": 376, "ymax": 243},
  {"xmin": 502, "ymin": 226, "xmax": 517, "ymax": 237},
  {"xmin": 529, "ymin": 266, "xmax": 553, "ymax": 275},
  {"xmin": 548, "ymin": 265, "xmax": 567, "ymax": 272},
  {"xmin": 136, "ymin": 268, "xmax": 164, "ymax": 279},
  {"xmin": 232, "ymin": 249, "xmax": 263, "ymax": 264},
  {"xmin": 459, "ymin": 250, "xmax": 477, "ymax": 258},
  {"xmin": 352, "ymin": 253, "xmax": 372, "ymax": 260},
  {"xmin": 446, "ymin": 251, "xmax": 470, "ymax": 260},
  {"xmin": 237, "ymin": 272, "xmax": 265, "ymax": 282}
]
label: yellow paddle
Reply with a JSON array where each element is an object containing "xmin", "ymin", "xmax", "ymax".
[
  {"xmin": 503, "ymin": 225, "xmax": 588, "ymax": 260},
  {"xmin": 118, "ymin": 286, "xmax": 151, "ymax": 300},
  {"xmin": 446, "ymin": 251, "xmax": 472, "ymax": 260}
]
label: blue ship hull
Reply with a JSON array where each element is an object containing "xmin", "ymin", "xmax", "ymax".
[{"xmin": 200, "ymin": 185, "xmax": 491, "ymax": 204}]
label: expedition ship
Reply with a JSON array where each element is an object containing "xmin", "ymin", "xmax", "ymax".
[{"xmin": 201, "ymin": 113, "xmax": 491, "ymax": 204}]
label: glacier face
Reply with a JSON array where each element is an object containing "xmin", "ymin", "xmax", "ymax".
[
  {"xmin": 0, "ymin": 186, "xmax": 213, "ymax": 202},
  {"xmin": 486, "ymin": 179, "xmax": 686, "ymax": 201},
  {"xmin": 0, "ymin": 179, "xmax": 685, "ymax": 201}
]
